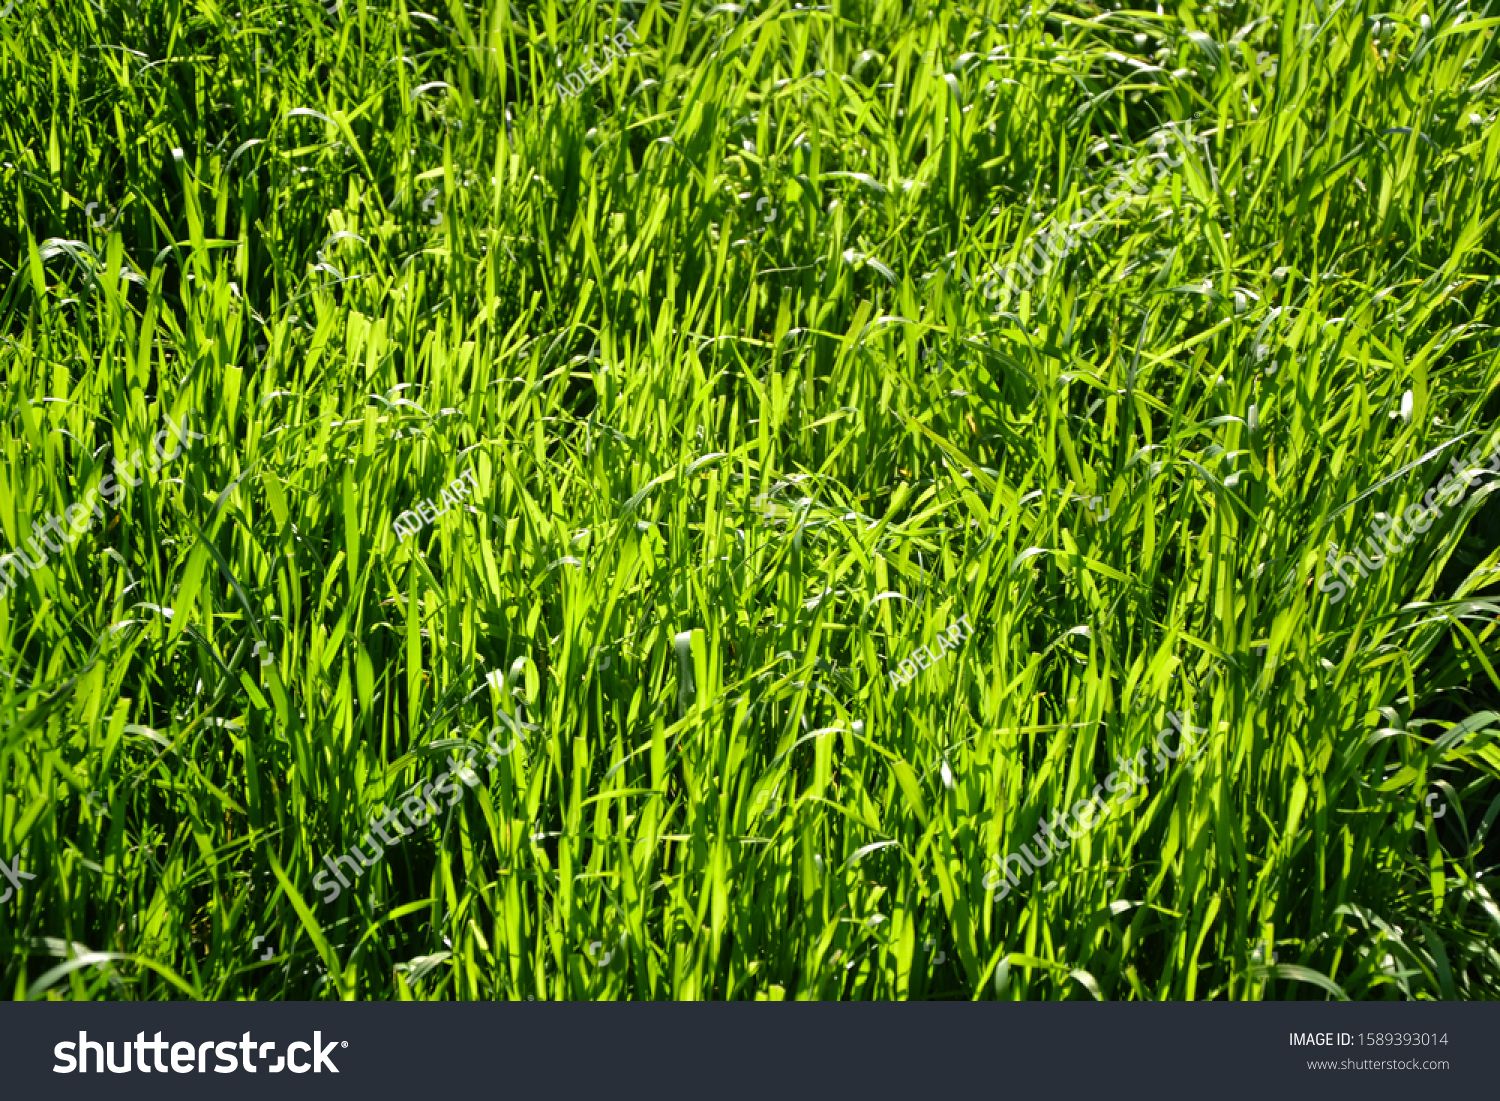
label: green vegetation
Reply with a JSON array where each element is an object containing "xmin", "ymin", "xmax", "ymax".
[{"xmin": 1, "ymin": 0, "xmax": 1498, "ymax": 1001}]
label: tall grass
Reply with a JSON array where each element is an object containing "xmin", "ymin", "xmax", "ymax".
[{"xmin": 0, "ymin": 0, "xmax": 1498, "ymax": 1000}]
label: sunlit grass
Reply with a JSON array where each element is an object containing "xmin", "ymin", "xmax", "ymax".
[{"xmin": 0, "ymin": 0, "xmax": 1498, "ymax": 1000}]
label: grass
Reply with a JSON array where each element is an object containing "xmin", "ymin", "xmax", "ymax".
[{"xmin": 1, "ymin": 0, "xmax": 1499, "ymax": 1001}]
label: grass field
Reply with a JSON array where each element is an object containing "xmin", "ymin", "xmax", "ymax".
[{"xmin": 2, "ymin": 0, "xmax": 1499, "ymax": 1001}]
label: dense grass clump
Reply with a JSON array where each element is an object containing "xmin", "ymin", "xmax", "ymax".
[{"xmin": 1, "ymin": 0, "xmax": 1498, "ymax": 1000}]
